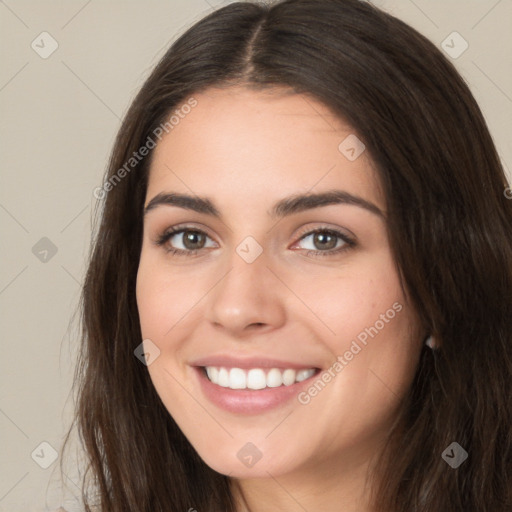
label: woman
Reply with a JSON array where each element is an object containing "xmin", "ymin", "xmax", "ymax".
[{"xmin": 62, "ymin": 0, "xmax": 512, "ymax": 510}]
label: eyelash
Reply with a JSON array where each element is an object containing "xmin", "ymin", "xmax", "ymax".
[{"xmin": 154, "ymin": 225, "xmax": 356, "ymax": 259}]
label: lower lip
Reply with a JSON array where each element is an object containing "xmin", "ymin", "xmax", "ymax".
[{"xmin": 193, "ymin": 366, "xmax": 320, "ymax": 414}]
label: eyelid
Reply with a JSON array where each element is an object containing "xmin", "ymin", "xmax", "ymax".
[
  {"xmin": 293, "ymin": 222, "xmax": 356, "ymax": 241},
  {"xmin": 155, "ymin": 222, "xmax": 217, "ymax": 241}
]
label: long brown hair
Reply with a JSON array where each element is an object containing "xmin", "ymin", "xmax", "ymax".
[{"xmin": 61, "ymin": 0, "xmax": 512, "ymax": 510}]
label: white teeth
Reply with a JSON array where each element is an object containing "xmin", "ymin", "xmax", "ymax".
[
  {"xmin": 282, "ymin": 369, "xmax": 296, "ymax": 386},
  {"xmin": 296, "ymin": 368, "xmax": 316, "ymax": 382},
  {"xmin": 217, "ymin": 367, "xmax": 230, "ymax": 387},
  {"xmin": 266, "ymin": 368, "xmax": 283, "ymax": 388},
  {"xmin": 229, "ymin": 368, "xmax": 246, "ymax": 389},
  {"xmin": 203, "ymin": 366, "xmax": 317, "ymax": 389},
  {"xmin": 206, "ymin": 366, "xmax": 218, "ymax": 382},
  {"xmin": 247, "ymin": 369, "xmax": 267, "ymax": 389}
]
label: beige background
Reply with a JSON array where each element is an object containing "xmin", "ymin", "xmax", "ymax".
[{"xmin": 1, "ymin": 0, "xmax": 511, "ymax": 510}]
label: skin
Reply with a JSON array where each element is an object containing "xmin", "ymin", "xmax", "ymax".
[{"xmin": 136, "ymin": 86, "xmax": 425, "ymax": 512}]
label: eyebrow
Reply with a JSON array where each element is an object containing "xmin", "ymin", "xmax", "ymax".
[{"xmin": 143, "ymin": 189, "xmax": 385, "ymax": 220}]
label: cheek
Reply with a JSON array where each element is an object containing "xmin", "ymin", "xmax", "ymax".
[
  {"xmin": 136, "ymin": 259, "xmax": 164, "ymax": 338},
  {"xmin": 295, "ymin": 251, "xmax": 418, "ymax": 400},
  {"xmin": 135, "ymin": 256, "xmax": 197, "ymax": 407},
  {"xmin": 294, "ymin": 251, "xmax": 404, "ymax": 342},
  {"xmin": 135, "ymin": 253, "xmax": 200, "ymax": 339}
]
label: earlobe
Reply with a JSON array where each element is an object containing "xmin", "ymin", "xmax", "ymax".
[{"xmin": 424, "ymin": 335, "xmax": 437, "ymax": 349}]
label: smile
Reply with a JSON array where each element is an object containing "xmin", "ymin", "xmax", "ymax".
[
  {"xmin": 192, "ymin": 363, "xmax": 322, "ymax": 414},
  {"xmin": 203, "ymin": 366, "xmax": 318, "ymax": 390}
]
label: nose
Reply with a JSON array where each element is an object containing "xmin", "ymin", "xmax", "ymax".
[{"xmin": 205, "ymin": 248, "xmax": 287, "ymax": 338}]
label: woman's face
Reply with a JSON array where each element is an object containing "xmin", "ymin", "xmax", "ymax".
[{"xmin": 136, "ymin": 86, "xmax": 424, "ymax": 480}]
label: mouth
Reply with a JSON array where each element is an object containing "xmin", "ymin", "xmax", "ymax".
[
  {"xmin": 200, "ymin": 365, "xmax": 321, "ymax": 390},
  {"xmin": 192, "ymin": 363, "xmax": 322, "ymax": 414}
]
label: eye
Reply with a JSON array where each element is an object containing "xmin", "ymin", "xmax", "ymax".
[
  {"xmin": 292, "ymin": 227, "xmax": 356, "ymax": 258},
  {"xmin": 154, "ymin": 226, "xmax": 216, "ymax": 256}
]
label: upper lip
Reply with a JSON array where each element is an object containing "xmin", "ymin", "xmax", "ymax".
[{"xmin": 189, "ymin": 354, "xmax": 321, "ymax": 370}]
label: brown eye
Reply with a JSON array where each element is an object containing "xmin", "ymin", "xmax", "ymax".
[
  {"xmin": 155, "ymin": 227, "xmax": 216, "ymax": 256},
  {"xmin": 180, "ymin": 230, "xmax": 207, "ymax": 250},
  {"xmin": 311, "ymin": 231, "xmax": 338, "ymax": 250},
  {"xmin": 294, "ymin": 228, "xmax": 356, "ymax": 258}
]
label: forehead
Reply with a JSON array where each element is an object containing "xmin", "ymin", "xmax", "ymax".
[{"xmin": 147, "ymin": 86, "xmax": 384, "ymax": 214}]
